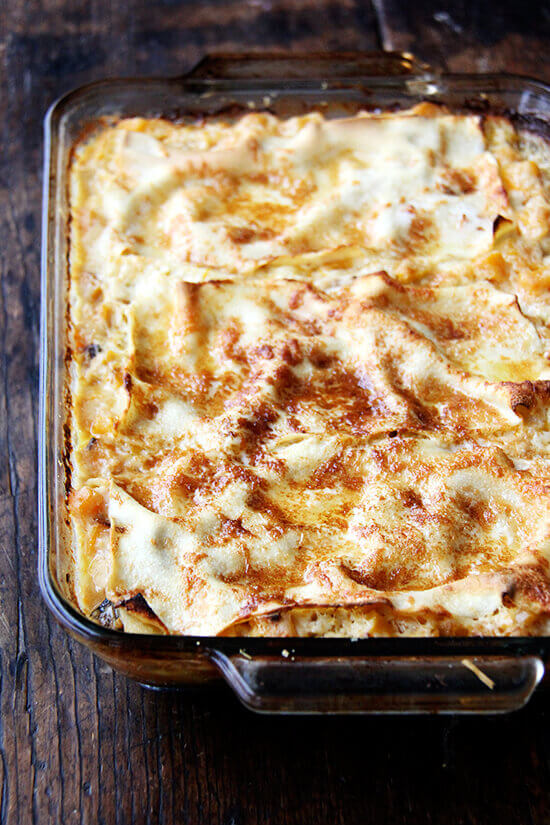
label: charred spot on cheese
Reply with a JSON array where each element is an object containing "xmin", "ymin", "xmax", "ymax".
[
  {"xmin": 91, "ymin": 598, "xmax": 121, "ymax": 630},
  {"xmin": 120, "ymin": 592, "xmax": 160, "ymax": 620},
  {"xmin": 81, "ymin": 342, "xmax": 103, "ymax": 361},
  {"xmin": 493, "ymin": 214, "xmax": 513, "ymax": 236},
  {"xmin": 65, "ymin": 105, "xmax": 550, "ymax": 637}
]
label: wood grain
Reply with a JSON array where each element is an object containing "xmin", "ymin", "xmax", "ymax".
[
  {"xmin": 1, "ymin": 1, "xmax": 550, "ymax": 823},
  {"xmin": 375, "ymin": 0, "xmax": 550, "ymax": 81}
]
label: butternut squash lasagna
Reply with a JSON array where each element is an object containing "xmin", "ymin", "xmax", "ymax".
[{"xmin": 66, "ymin": 103, "xmax": 550, "ymax": 637}]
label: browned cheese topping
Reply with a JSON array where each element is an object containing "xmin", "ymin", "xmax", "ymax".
[{"xmin": 66, "ymin": 104, "xmax": 550, "ymax": 636}]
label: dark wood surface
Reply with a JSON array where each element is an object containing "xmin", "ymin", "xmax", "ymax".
[{"xmin": 1, "ymin": 1, "xmax": 550, "ymax": 822}]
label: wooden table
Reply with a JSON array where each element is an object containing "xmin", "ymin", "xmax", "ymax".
[{"xmin": 2, "ymin": 1, "xmax": 550, "ymax": 822}]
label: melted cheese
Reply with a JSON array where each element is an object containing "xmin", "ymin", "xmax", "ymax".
[{"xmin": 67, "ymin": 105, "xmax": 550, "ymax": 636}]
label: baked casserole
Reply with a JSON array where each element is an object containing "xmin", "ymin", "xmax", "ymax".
[{"xmin": 65, "ymin": 103, "xmax": 550, "ymax": 637}]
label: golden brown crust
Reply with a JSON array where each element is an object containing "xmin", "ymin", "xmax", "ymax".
[{"xmin": 65, "ymin": 105, "xmax": 550, "ymax": 636}]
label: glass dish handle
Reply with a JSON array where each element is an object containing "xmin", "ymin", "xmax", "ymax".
[
  {"xmin": 209, "ymin": 651, "xmax": 544, "ymax": 714},
  {"xmin": 184, "ymin": 52, "xmax": 433, "ymax": 81}
]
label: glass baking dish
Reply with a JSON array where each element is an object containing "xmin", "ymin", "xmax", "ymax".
[{"xmin": 40, "ymin": 51, "xmax": 550, "ymax": 714}]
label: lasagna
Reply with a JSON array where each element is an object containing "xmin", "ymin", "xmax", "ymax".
[{"xmin": 66, "ymin": 103, "xmax": 550, "ymax": 636}]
